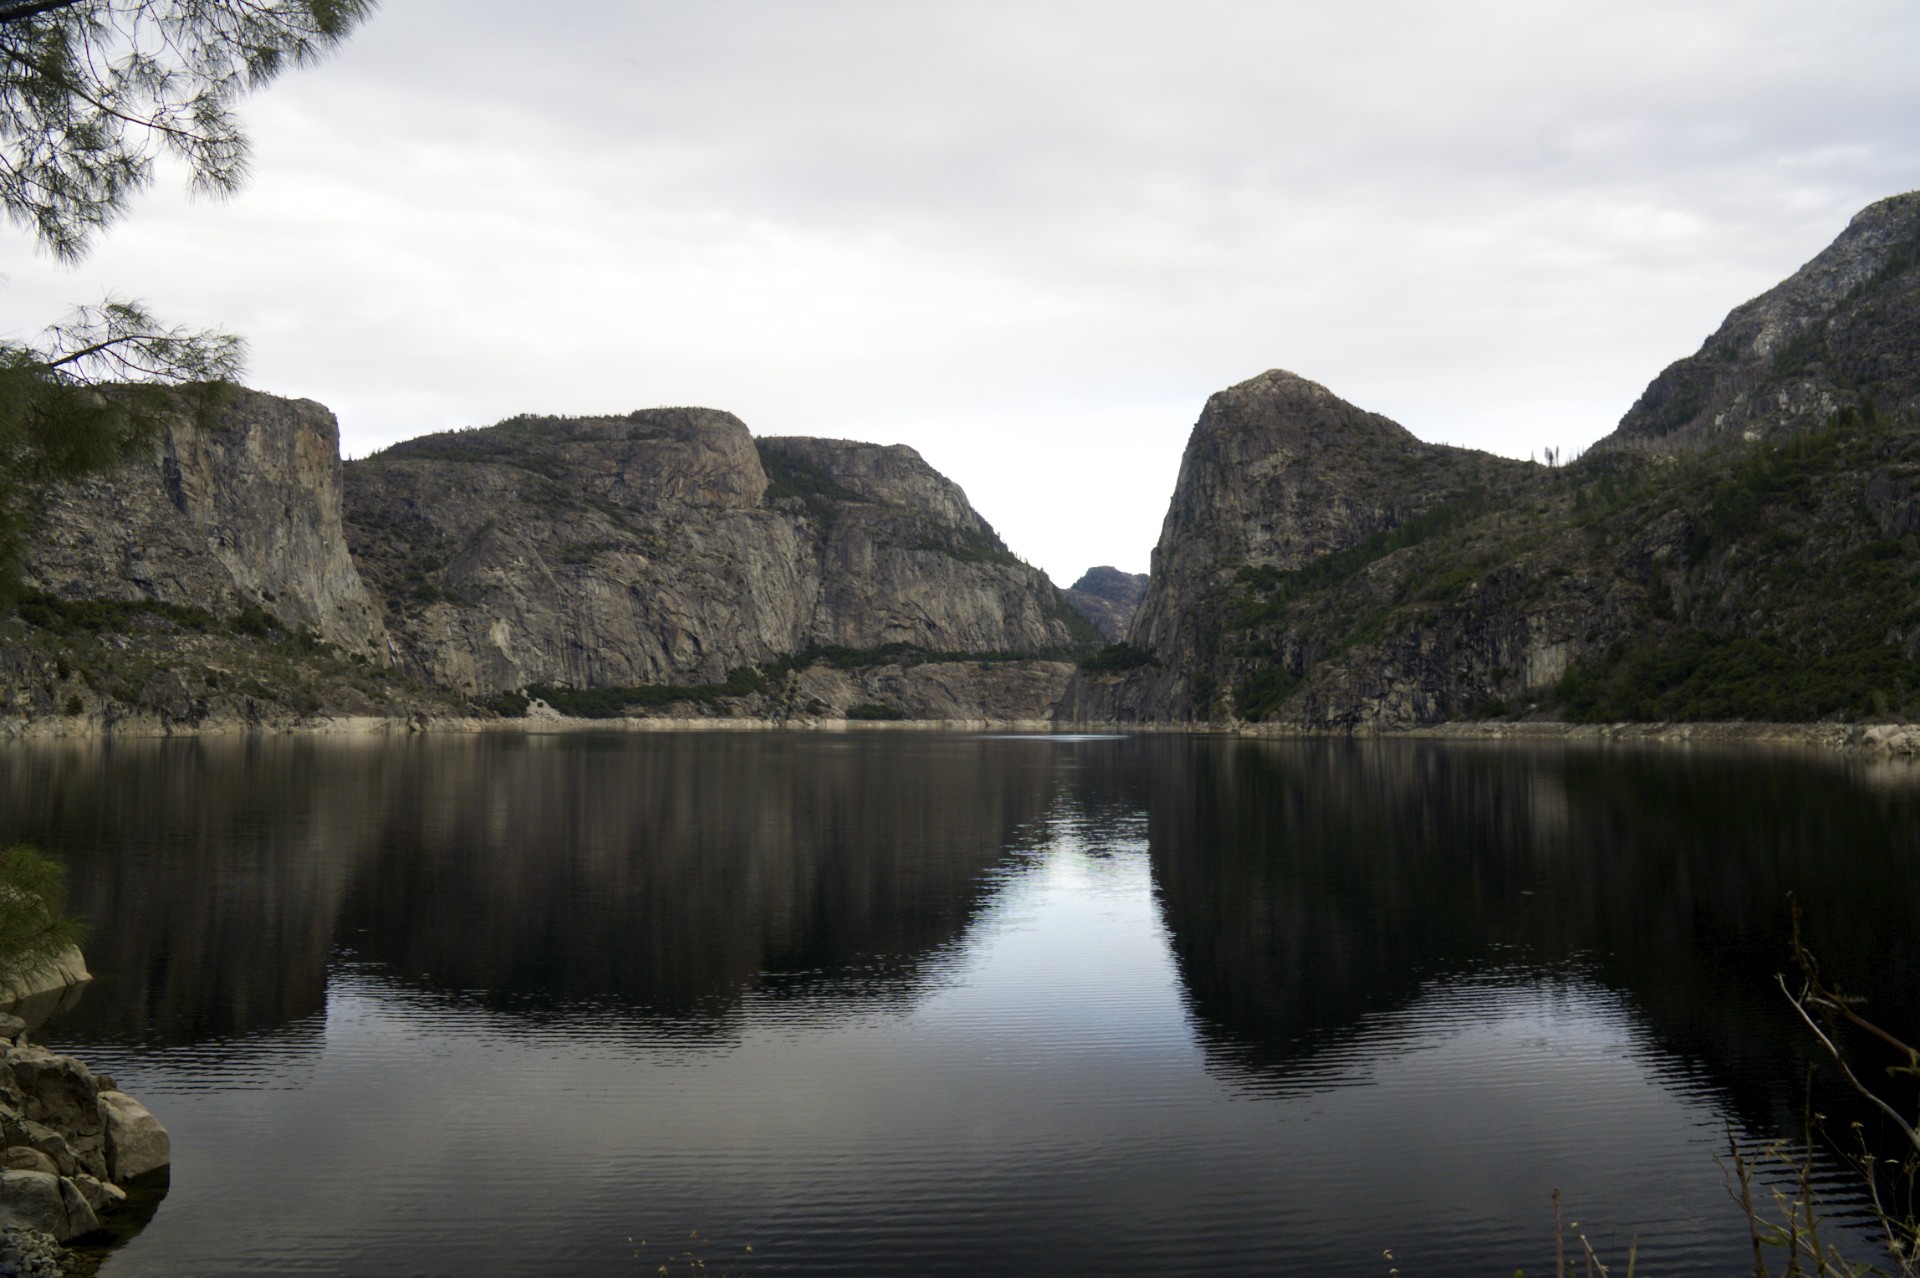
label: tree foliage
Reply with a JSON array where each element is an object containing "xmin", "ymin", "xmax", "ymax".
[
  {"xmin": 1, "ymin": 0, "xmax": 376, "ymax": 259},
  {"xmin": 0, "ymin": 301, "xmax": 242, "ymax": 598},
  {"xmin": 0, "ymin": 843, "xmax": 85, "ymax": 992},
  {"xmin": 0, "ymin": 0, "xmax": 374, "ymax": 601}
]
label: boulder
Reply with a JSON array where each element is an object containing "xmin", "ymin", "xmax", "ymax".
[
  {"xmin": 3, "ymin": 1051, "xmax": 104, "ymax": 1180},
  {"xmin": 67, "ymin": 1173, "xmax": 123, "ymax": 1216},
  {"xmin": 0, "ymin": 948, "xmax": 89, "ymax": 1008},
  {"xmin": 99, "ymin": 1091, "xmax": 170, "ymax": 1182},
  {"xmin": 0, "ymin": 1149, "xmax": 54, "ymax": 1177},
  {"xmin": 0, "ymin": 1120, "xmax": 77, "ymax": 1179},
  {"xmin": 0, "ymin": 952, "xmax": 91, "ymax": 1036},
  {"xmin": 0, "ymin": 1171, "xmax": 94, "ymax": 1242},
  {"xmin": 54, "ymin": 1179, "xmax": 96, "ymax": 1240}
]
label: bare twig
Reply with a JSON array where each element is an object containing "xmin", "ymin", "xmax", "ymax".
[
  {"xmin": 1730, "ymin": 1131, "xmax": 1774, "ymax": 1278},
  {"xmin": 1555, "ymin": 1187, "xmax": 1567, "ymax": 1278},
  {"xmin": 1780, "ymin": 972, "xmax": 1920, "ymax": 1154}
]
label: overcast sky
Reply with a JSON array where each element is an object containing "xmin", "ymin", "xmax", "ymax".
[{"xmin": 7, "ymin": 0, "xmax": 1920, "ymax": 582}]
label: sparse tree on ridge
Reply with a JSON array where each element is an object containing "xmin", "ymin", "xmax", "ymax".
[{"xmin": 0, "ymin": 0, "xmax": 377, "ymax": 599}]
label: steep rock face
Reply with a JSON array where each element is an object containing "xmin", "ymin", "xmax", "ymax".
[
  {"xmin": 759, "ymin": 436, "xmax": 1079, "ymax": 654},
  {"xmin": 25, "ymin": 390, "xmax": 386, "ymax": 657},
  {"xmin": 345, "ymin": 413, "xmax": 1090, "ymax": 696},
  {"xmin": 1071, "ymin": 193, "xmax": 1920, "ymax": 731},
  {"xmin": 1064, "ymin": 567, "xmax": 1147, "ymax": 641},
  {"xmin": 1610, "ymin": 191, "xmax": 1920, "ymax": 451},
  {"xmin": 346, "ymin": 410, "xmax": 814, "ymax": 693},
  {"xmin": 1064, "ymin": 371, "xmax": 1528, "ymax": 723}
]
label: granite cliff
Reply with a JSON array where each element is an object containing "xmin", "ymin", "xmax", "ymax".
[
  {"xmin": 14, "ymin": 191, "xmax": 1920, "ymax": 734},
  {"xmin": 3, "ymin": 390, "xmax": 433, "ymax": 731},
  {"xmin": 4, "ymin": 393, "xmax": 1093, "ymax": 729},
  {"xmin": 25, "ymin": 389, "xmax": 385, "ymax": 657},
  {"xmin": 1069, "ymin": 191, "xmax": 1920, "ymax": 730},
  {"xmin": 1609, "ymin": 191, "xmax": 1920, "ymax": 452},
  {"xmin": 341, "ymin": 410, "xmax": 1092, "ymax": 719},
  {"xmin": 1064, "ymin": 567, "xmax": 1148, "ymax": 642},
  {"xmin": 1062, "ymin": 371, "xmax": 1532, "ymax": 724}
]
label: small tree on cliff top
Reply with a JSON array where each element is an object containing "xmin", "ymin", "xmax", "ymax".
[{"xmin": 0, "ymin": 0, "xmax": 377, "ymax": 601}]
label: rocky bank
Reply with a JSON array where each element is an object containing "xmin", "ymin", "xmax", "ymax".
[{"xmin": 0, "ymin": 1012, "xmax": 170, "ymax": 1255}]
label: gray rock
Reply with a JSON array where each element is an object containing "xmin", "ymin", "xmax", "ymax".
[
  {"xmin": 1060, "ymin": 370, "xmax": 1529, "ymax": 725},
  {"xmin": 26, "ymin": 389, "xmax": 387, "ymax": 658},
  {"xmin": 1064, "ymin": 567, "xmax": 1149, "ymax": 642},
  {"xmin": 65, "ymin": 1174, "xmax": 121, "ymax": 1216},
  {"xmin": 3, "ymin": 1051, "xmax": 103, "ymax": 1180},
  {"xmin": 0, "ymin": 1153, "xmax": 53, "ymax": 1179},
  {"xmin": 0, "ymin": 1172, "xmax": 91, "ymax": 1243},
  {"xmin": 789, "ymin": 660, "xmax": 1075, "ymax": 723},
  {"xmin": 0, "ymin": 1124, "xmax": 74, "ymax": 1180},
  {"xmin": 0, "ymin": 1225, "xmax": 72, "ymax": 1278},
  {"xmin": 0, "ymin": 1175, "xmax": 60, "ymax": 1240},
  {"xmin": 344, "ymin": 413, "xmax": 1090, "ymax": 697},
  {"xmin": 0, "ymin": 950, "xmax": 89, "ymax": 1009},
  {"xmin": 1607, "ymin": 190, "xmax": 1920, "ymax": 453},
  {"xmin": 99, "ymin": 1091, "xmax": 170, "ymax": 1182},
  {"xmin": 52, "ymin": 1182, "xmax": 93, "ymax": 1241}
]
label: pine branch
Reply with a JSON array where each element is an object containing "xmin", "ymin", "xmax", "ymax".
[{"xmin": 0, "ymin": 1, "xmax": 91, "ymax": 26}]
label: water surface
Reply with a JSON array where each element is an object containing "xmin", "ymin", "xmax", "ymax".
[{"xmin": 1, "ymin": 732, "xmax": 1915, "ymax": 1275}]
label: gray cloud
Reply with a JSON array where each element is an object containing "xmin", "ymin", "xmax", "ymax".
[{"xmin": 6, "ymin": 0, "xmax": 1919, "ymax": 580}]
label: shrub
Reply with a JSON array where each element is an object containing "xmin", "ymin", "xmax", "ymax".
[
  {"xmin": 230, "ymin": 604, "xmax": 275, "ymax": 637},
  {"xmin": 0, "ymin": 845, "xmax": 86, "ymax": 992},
  {"xmin": 1078, "ymin": 643, "xmax": 1159, "ymax": 673},
  {"xmin": 480, "ymin": 690, "xmax": 530, "ymax": 718}
]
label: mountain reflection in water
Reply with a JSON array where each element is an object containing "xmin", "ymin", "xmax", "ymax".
[{"xmin": 0, "ymin": 733, "xmax": 1913, "ymax": 1276}]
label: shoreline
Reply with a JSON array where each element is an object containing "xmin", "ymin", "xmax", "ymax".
[{"xmin": 2, "ymin": 710, "xmax": 1917, "ymax": 754}]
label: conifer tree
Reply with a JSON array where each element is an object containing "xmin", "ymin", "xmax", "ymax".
[{"xmin": 0, "ymin": 0, "xmax": 377, "ymax": 599}]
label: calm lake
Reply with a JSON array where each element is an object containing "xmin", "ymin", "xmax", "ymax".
[{"xmin": 0, "ymin": 731, "xmax": 1916, "ymax": 1275}]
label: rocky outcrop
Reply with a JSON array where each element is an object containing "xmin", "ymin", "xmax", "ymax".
[
  {"xmin": 1068, "ymin": 193, "xmax": 1920, "ymax": 732},
  {"xmin": 26, "ymin": 389, "xmax": 387, "ymax": 658},
  {"xmin": 0, "ymin": 949, "xmax": 88, "ymax": 1033},
  {"xmin": 1064, "ymin": 567, "xmax": 1147, "ymax": 642},
  {"xmin": 344, "ymin": 412, "xmax": 1092, "ymax": 696},
  {"xmin": 6, "ymin": 392, "xmax": 1093, "ymax": 726},
  {"xmin": 0, "ymin": 1015, "xmax": 167, "ymax": 1245},
  {"xmin": 759, "ymin": 437, "xmax": 1080, "ymax": 655},
  {"xmin": 1061, "ymin": 371, "xmax": 1530, "ymax": 723},
  {"xmin": 1609, "ymin": 190, "xmax": 1920, "ymax": 452}
]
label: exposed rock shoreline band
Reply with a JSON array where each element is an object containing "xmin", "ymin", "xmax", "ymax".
[{"xmin": 6, "ymin": 710, "xmax": 1920, "ymax": 757}]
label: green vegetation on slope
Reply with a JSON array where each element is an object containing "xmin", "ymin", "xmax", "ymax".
[
  {"xmin": 756, "ymin": 445, "xmax": 869, "ymax": 529},
  {"xmin": 2, "ymin": 594, "xmax": 457, "ymax": 724},
  {"xmin": 523, "ymin": 667, "xmax": 769, "ymax": 718},
  {"xmin": 1197, "ymin": 402, "xmax": 1920, "ymax": 726}
]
